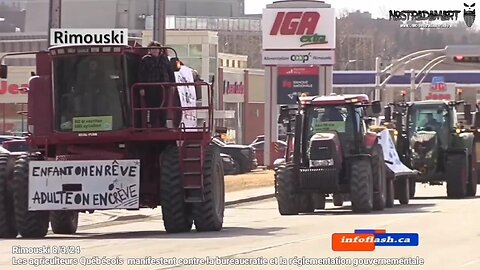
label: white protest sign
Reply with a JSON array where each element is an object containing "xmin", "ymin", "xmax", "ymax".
[
  {"xmin": 174, "ymin": 65, "xmax": 198, "ymax": 131},
  {"xmin": 377, "ymin": 129, "xmax": 416, "ymax": 176},
  {"xmin": 28, "ymin": 160, "xmax": 140, "ymax": 211}
]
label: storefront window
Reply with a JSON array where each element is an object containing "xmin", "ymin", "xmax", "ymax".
[
  {"xmin": 183, "ymin": 58, "xmax": 202, "ymax": 73},
  {"xmin": 189, "ymin": 44, "xmax": 202, "ymax": 57},
  {"xmin": 209, "ymin": 44, "xmax": 217, "ymax": 58},
  {"xmin": 0, "ymin": 103, "xmax": 27, "ymax": 134},
  {"xmin": 168, "ymin": 44, "xmax": 188, "ymax": 58},
  {"xmin": 209, "ymin": 58, "xmax": 218, "ymax": 74}
]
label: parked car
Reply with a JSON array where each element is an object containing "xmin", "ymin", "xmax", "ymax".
[
  {"xmin": 212, "ymin": 138, "xmax": 257, "ymax": 173},
  {"xmin": 249, "ymin": 140, "xmax": 287, "ymax": 166},
  {"xmin": 251, "ymin": 134, "xmax": 288, "ymax": 145},
  {"xmin": 221, "ymin": 153, "xmax": 240, "ymax": 175}
]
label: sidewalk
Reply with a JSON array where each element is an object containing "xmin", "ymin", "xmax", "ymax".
[{"xmin": 78, "ymin": 186, "xmax": 275, "ymax": 227}]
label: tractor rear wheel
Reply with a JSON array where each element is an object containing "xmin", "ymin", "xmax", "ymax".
[
  {"xmin": 13, "ymin": 155, "xmax": 50, "ymax": 238},
  {"xmin": 467, "ymin": 152, "xmax": 478, "ymax": 197},
  {"xmin": 332, "ymin": 194, "xmax": 344, "ymax": 207},
  {"xmin": 50, "ymin": 211, "xmax": 78, "ymax": 234},
  {"xmin": 350, "ymin": 159, "xmax": 374, "ymax": 213},
  {"xmin": 394, "ymin": 176, "xmax": 410, "ymax": 205},
  {"xmin": 446, "ymin": 154, "xmax": 468, "ymax": 198},
  {"xmin": 160, "ymin": 145, "xmax": 193, "ymax": 233},
  {"xmin": 0, "ymin": 154, "xmax": 17, "ymax": 238},
  {"xmin": 371, "ymin": 145, "xmax": 386, "ymax": 211},
  {"xmin": 276, "ymin": 165, "xmax": 299, "ymax": 215},
  {"xmin": 192, "ymin": 144, "xmax": 225, "ymax": 232},
  {"xmin": 385, "ymin": 177, "xmax": 395, "ymax": 208}
]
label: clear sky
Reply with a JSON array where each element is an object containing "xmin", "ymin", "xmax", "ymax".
[{"xmin": 245, "ymin": 0, "xmax": 474, "ymax": 19}]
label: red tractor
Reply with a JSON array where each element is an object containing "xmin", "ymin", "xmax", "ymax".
[
  {"xmin": 0, "ymin": 45, "xmax": 224, "ymax": 238},
  {"xmin": 276, "ymin": 94, "xmax": 390, "ymax": 214}
]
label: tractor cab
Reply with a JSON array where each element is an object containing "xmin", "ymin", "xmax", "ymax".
[
  {"xmin": 407, "ymin": 101, "xmax": 453, "ymax": 150},
  {"xmin": 298, "ymin": 94, "xmax": 380, "ymax": 163},
  {"xmin": 48, "ymin": 45, "xmax": 182, "ymax": 133}
]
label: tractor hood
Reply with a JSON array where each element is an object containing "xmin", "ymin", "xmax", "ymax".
[
  {"xmin": 307, "ymin": 132, "xmax": 342, "ymax": 168},
  {"xmin": 410, "ymin": 131, "xmax": 438, "ymax": 163}
]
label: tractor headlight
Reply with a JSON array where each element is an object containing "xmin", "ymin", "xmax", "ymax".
[{"xmin": 309, "ymin": 159, "xmax": 334, "ymax": 167}]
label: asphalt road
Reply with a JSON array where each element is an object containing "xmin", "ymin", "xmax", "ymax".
[{"xmin": 0, "ymin": 184, "xmax": 479, "ymax": 270}]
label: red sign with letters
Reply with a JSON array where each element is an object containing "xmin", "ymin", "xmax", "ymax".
[
  {"xmin": 270, "ymin": 12, "xmax": 320, "ymax": 36},
  {"xmin": 0, "ymin": 81, "xmax": 28, "ymax": 95}
]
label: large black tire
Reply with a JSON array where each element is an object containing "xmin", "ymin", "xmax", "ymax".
[
  {"xmin": 192, "ymin": 144, "xmax": 225, "ymax": 232},
  {"xmin": 350, "ymin": 159, "xmax": 374, "ymax": 213},
  {"xmin": 50, "ymin": 211, "xmax": 79, "ymax": 234},
  {"xmin": 160, "ymin": 145, "xmax": 193, "ymax": 233},
  {"xmin": 371, "ymin": 145, "xmax": 386, "ymax": 211},
  {"xmin": 409, "ymin": 178, "xmax": 416, "ymax": 198},
  {"xmin": 0, "ymin": 154, "xmax": 17, "ymax": 238},
  {"xmin": 467, "ymin": 152, "xmax": 478, "ymax": 197},
  {"xmin": 332, "ymin": 194, "xmax": 344, "ymax": 207},
  {"xmin": 13, "ymin": 155, "xmax": 50, "ymax": 238},
  {"xmin": 446, "ymin": 154, "xmax": 468, "ymax": 198},
  {"xmin": 394, "ymin": 176, "xmax": 410, "ymax": 205},
  {"xmin": 311, "ymin": 194, "xmax": 325, "ymax": 210},
  {"xmin": 297, "ymin": 194, "xmax": 314, "ymax": 213},
  {"xmin": 276, "ymin": 165, "xmax": 299, "ymax": 215},
  {"xmin": 385, "ymin": 177, "xmax": 395, "ymax": 208}
]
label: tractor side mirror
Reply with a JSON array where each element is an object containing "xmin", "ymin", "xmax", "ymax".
[
  {"xmin": 278, "ymin": 105, "xmax": 289, "ymax": 124},
  {"xmin": 170, "ymin": 57, "xmax": 181, "ymax": 72},
  {"xmin": 384, "ymin": 106, "xmax": 392, "ymax": 122},
  {"xmin": 371, "ymin": 101, "xmax": 382, "ymax": 114},
  {"xmin": 474, "ymin": 111, "xmax": 480, "ymax": 128},
  {"xmin": 0, "ymin": 64, "xmax": 7, "ymax": 79},
  {"xmin": 464, "ymin": 103, "xmax": 472, "ymax": 125}
]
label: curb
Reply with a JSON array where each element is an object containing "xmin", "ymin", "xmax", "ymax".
[{"xmin": 226, "ymin": 193, "xmax": 275, "ymax": 206}]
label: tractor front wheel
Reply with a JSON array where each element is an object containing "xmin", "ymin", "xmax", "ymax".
[
  {"xmin": 50, "ymin": 211, "xmax": 79, "ymax": 234},
  {"xmin": 160, "ymin": 145, "xmax": 193, "ymax": 233},
  {"xmin": 192, "ymin": 144, "xmax": 225, "ymax": 232},
  {"xmin": 371, "ymin": 145, "xmax": 386, "ymax": 211},
  {"xmin": 394, "ymin": 176, "xmax": 410, "ymax": 205},
  {"xmin": 13, "ymin": 155, "xmax": 50, "ymax": 238},
  {"xmin": 446, "ymin": 154, "xmax": 468, "ymax": 198},
  {"xmin": 311, "ymin": 194, "xmax": 325, "ymax": 210},
  {"xmin": 0, "ymin": 154, "xmax": 17, "ymax": 238},
  {"xmin": 385, "ymin": 177, "xmax": 395, "ymax": 208},
  {"xmin": 350, "ymin": 159, "xmax": 374, "ymax": 213},
  {"xmin": 332, "ymin": 194, "xmax": 344, "ymax": 207},
  {"xmin": 467, "ymin": 152, "xmax": 478, "ymax": 197},
  {"xmin": 276, "ymin": 165, "xmax": 299, "ymax": 215}
]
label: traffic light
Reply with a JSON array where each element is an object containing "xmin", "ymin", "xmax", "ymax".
[{"xmin": 453, "ymin": 55, "xmax": 480, "ymax": 63}]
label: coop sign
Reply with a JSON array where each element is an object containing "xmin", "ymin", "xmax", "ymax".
[
  {"xmin": 262, "ymin": 8, "xmax": 336, "ymax": 49},
  {"xmin": 28, "ymin": 159, "xmax": 140, "ymax": 211}
]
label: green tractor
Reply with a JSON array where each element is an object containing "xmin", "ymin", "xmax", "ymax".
[{"xmin": 384, "ymin": 97, "xmax": 479, "ymax": 199}]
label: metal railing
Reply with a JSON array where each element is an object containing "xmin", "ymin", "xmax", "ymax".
[{"xmin": 130, "ymin": 81, "xmax": 213, "ymax": 133}]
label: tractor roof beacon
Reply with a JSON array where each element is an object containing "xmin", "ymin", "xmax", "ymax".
[
  {"xmin": 0, "ymin": 44, "xmax": 225, "ymax": 239},
  {"xmin": 383, "ymin": 90, "xmax": 480, "ymax": 199},
  {"xmin": 275, "ymin": 93, "xmax": 391, "ymax": 214}
]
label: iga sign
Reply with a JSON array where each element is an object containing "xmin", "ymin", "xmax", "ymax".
[
  {"xmin": 28, "ymin": 160, "xmax": 140, "ymax": 211},
  {"xmin": 262, "ymin": 50, "xmax": 334, "ymax": 65},
  {"xmin": 277, "ymin": 67, "xmax": 319, "ymax": 104},
  {"xmin": 262, "ymin": 8, "xmax": 336, "ymax": 50}
]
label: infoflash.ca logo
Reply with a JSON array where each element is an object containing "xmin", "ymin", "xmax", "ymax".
[
  {"xmin": 332, "ymin": 229, "xmax": 419, "ymax": 251},
  {"xmin": 389, "ymin": 3, "xmax": 476, "ymax": 28}
]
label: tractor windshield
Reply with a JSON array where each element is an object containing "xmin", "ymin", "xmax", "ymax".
[
  {"xmin": 306, "ymin": 105, "xmax": 362, "ymax": 152},
  {"xmin": 53, "ymin": 54, "xmax": 127, "ymax": 132},
  {"xmin": 407, "ymin": 104, "xmax": 451, "ymax": 147}
]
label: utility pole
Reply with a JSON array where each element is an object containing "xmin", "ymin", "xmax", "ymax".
[
  {"xmin": 153, "ymin": 0, "xmax": 166, "ymax": 45},
  {"xmin": 48, "ymin": 0, "xmax": 62, "ymax": 46}
]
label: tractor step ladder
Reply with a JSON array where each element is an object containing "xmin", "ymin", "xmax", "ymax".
[{"xmin": 178, "ymin": 129, "xmax": 205, "ymax": 203}]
